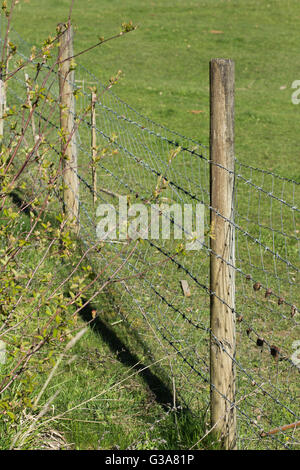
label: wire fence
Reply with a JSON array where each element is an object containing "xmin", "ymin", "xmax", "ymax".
[{"xmin": 1, "ymin": 24, "xmax": 299, "ymax": 450}]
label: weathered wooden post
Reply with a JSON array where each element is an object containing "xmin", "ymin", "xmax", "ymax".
[
  {"xmin": 91, "ymin": 91, "xmax": 97, "ymax": 207},
  {"xmin": 209, "ymin": 58, "xmax": 236, "ymax": 449},
  {"xmin": 0, "ymin": 35, "xmax": 11, "ymax": 142},
  {"xmin": 0, "ymin": 72, "xmax": 4, "ymax": 140},
  {"xmin": 58, "ymin": 24, "xmax": 79, "ymax": 232},
  {"xmin": 25, "ymin": 72, "xmax": 40, "ymax": 158}
]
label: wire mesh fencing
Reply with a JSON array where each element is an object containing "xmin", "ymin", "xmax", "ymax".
[{"xmin": 1, "ymin": 24, "xmax": 299, "ymax": 450}]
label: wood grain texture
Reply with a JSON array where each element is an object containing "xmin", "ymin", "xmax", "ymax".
[
  {"xmin": 58, "ymin": 25, "xmax": 79, "ymax": 232},
  {"xmin": 209, "ymin": 58, "xmax": 236, "ymax": 450}
]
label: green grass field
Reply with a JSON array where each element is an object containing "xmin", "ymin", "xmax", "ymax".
[
  {"xmin": 1, "ymin": 0, "xmax": 299, "ymax": 450},
  {"xmin": 11, "ymin": 0, "xmax": 300, "ymax": 179}
]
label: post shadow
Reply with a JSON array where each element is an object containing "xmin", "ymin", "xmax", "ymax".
[{"xmin": 79, "ymin": 300, "xmax": 175, "ymax": 410}]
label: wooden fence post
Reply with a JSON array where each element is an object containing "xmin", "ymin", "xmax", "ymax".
[
  {"xmin": 0, "ymin": 74, "xmax": 4, "ymax": 140},
  {"xmin": 58, "ymin": 24, "xmax": 79, "ymax": 232},
  {"xmin": 0, "ymin": 37, "xmax": 8, "ymax": 141},
  {"xmin": 25, "ymin": 72, "xmax": 40, "ymax": 158},
  {"xmin": 209, "ymin": 58, "xmax": 236, "ymax": 449},
  {"xmin": 91, "ymin": 91, "xmax": 97, "ymax": 207}
]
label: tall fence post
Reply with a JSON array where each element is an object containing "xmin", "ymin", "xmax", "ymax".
[
  {"xmin": 0, "ymin": 36, "xmax": 7, "ymax": 142},
  {"xmin": 25, "ymin": 72, "xmax": 40, "ymax": 158},
  {"xmin": 91, "ymin": 91, "xmax": 97, "ymax": 207},
  {"xmin": 58, "ymin": 24, "xmax": 79, "ymax": 232},
  {"xmin": 0, "ymin": 73, "xmax": 4, "ymax": 140},
  {"xmin": 209, "ymin": 58, "xmax": 236, "ymax": 449}
]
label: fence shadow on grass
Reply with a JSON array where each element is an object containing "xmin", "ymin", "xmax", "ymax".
[
  {"xmin": 79, "ymin": 298, "xmax": 175, "ymax": 410},
  {"xmin": 9, "ymin": 190, "xmax": 37, "ymax": 216},
  {"xmin": 79, "ymin": 298, "xmax": 214, "ymax": 449}
]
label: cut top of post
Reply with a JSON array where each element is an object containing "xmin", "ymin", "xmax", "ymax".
[{"xmin": 209, "ymin": 58, "xmax": 235, "ymax": 179}]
